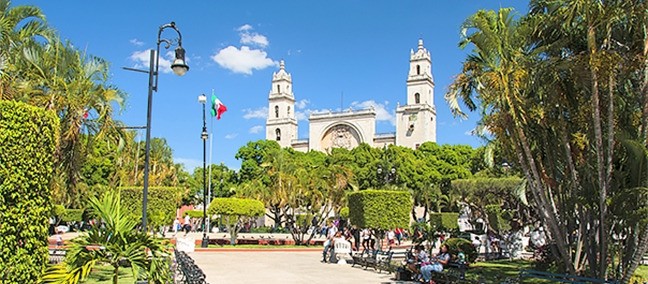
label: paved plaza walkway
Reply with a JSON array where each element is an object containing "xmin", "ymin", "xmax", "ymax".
[{"xmin": 190, "ymin": 250, "xmax": 403, "ymax": 284}]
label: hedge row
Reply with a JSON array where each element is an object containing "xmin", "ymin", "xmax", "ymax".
[
  {"xmin": 347, "ymin": 190, "xmax": 411, "ymax": 230},
  {"xmin": 429, "ymin": 212, "xmax": 459, "ymax": 230},
  {"xmin": 119, "ymin": 187, "xmax": 182, "ymax": 229},
  {"xmin": 0, "ymin": 101, "xmax": 59, "ymax": 282}
]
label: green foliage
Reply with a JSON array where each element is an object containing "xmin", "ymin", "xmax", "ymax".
[
  {"xmin": 347, "ymin": 190, "xmax": 411, "ymax": 230},
  {"xmin": 485, "ymin": 204, "xmax": 511, "ymax": 232},
  {"xmin": 0, "ymin": 100, "xmax": 58, "ymax": 283},
  {"xmin": 184, "ymin": 209, "xmax": 204, "ymax": 218},
  {"xmin": 339, "ymin": 207, "xmax": 349, "ymax": 219},
  {"xmin": 52, "ymin": 204, "xmax": 66, "ymax": 217},
  {"xmin": 41, "ymin": 190, "xmax": 171, "ymax": 283},
  {"xmin": 443, "ymin": 237, "xmax": 478, "ymax": 263},
  {"xmin": 208, "ymin": 198, "xmax": 265, "ymax": 217},
  {"xmin": 429, "ymin": 212, "xmax": 459, "ymax": 230},
  {"xmin": 119, "ymin": 187, "xmax": 181, "ymax": 230},
  {"xmin": 62, "ymin": 209, "xmax": 84, "ymax": 222},
  {"xmin": 208, "ymin": 198, "xmax": 264, "ymax": 245}
]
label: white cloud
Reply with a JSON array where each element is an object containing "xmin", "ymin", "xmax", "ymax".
[
  {"xmin": 175, "ymin": 158, "xmax": 201, "ymax": 173},
  {"xmin": 129, "ymin": 38, "xmax": 144, "ymax": 46},
  {"xmin": 237, "ymin": 24, "xmax": 268, "ymax": 47},
  {"xmin": 295, "ymin": 99, "xmax": 309, "ymax": 109},
  {"xmin": 350, "ymin": 100, "xmax": 395, "ymax": 125},
  {"xmin": 249, "ymin": 125, "xmax": 263, "ymax": 134},
  {"xmin": 295, "ymin": 111, "xmax": 308, "ymax": 121},
  {"xmin": 241, "ymin": 33, "xmax": 269, "ymax": 47},
  {"xmin": 243, "ymin": 107, "xmax": 268, "ymax": 119},
  {"xmin": 225, "ymin": 133, "xmax": 238, "ymax": 139},
  {"xmin": 212, "ymin": 46, "xmax": 276, "ymax": 75},
  {"xmin": 237, "ymin": 24, "xmax": 253, "ymax": 32},
  {"xmin": 129, "ymin": 50, "xmax": 176, "ymax": 74}
]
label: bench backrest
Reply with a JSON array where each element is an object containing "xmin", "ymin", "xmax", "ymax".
[
  {"xmin": 520, "ymin": 269, "xmax": 619, "ymax": 284},
  {"xmin": 334, "ymin": 239, "xmax": 351, "ymax": 254}
]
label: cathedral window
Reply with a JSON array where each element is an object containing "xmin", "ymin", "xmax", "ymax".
[
  {"xmin": 275, "ymin": 106, "xmax": 279, "ymax": 118},
  {"xmin": 275, "ymin": 128, "xmax": 281, "ymax": 141},
  {"xmin": 415, "ymin": 93, "xmax": 420, "ymax": 104},
  {"xmin": 416, "ymin": 65, "xmax": 420, "ymax": 75},
  {"xmin": 287, "ymin": 106, "xmax": 291, "ymax": 116},
  {"xmin": 277, "ymin": 84, "xmax": 281, "ymax": 93}
]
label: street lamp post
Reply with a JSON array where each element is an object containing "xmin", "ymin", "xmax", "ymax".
[
  {"xmin": 377, "ymin": 165, "xmax": 397, "ymax": 186},
  {"xmin": 198, "ymin": 94, "xmax": 209, "ymax": 248},
  {"xmin": 124, "ymin": 22, "xmax": 189, "ymax": 231}
]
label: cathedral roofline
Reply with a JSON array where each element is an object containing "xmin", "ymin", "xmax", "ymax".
[{"xmin": 309, "ymin": 108, "xmax": 376, "ymax": 121}]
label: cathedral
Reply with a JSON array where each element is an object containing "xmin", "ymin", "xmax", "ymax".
[{"xmin": 265, "ymin": 39, "xmax": 436, "ymax": 152}]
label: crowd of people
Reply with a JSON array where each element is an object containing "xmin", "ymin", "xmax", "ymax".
[{"xmin": 319, "ymin": 221, "xmax": 409, "ymax": 263}]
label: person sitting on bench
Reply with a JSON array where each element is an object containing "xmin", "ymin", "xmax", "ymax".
[{"xmin": 420, "ymin": 244, "xmax": 451, "ymax": 284}]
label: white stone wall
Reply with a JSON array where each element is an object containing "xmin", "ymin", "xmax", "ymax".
[{"xmin": 309, "ymin": 109, "xmax": 376, "ymax": 152}]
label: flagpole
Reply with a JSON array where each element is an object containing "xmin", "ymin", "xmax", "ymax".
[{"xmin": 206, "ymin": 89, "xmax": 215, "ymax": 234}]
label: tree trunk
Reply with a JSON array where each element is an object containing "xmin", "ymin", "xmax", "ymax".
[
  {"xmin": 112, "ymin": 265, "xmax": 119, "ymax": 284},
  {"xmin": 621, "ymin": 223, "xmax": 648, "ymax": 284}
]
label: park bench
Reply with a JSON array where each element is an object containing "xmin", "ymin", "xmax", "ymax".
[
  {"xmin": 518, "ymin": 269, "xmax": 619, "ymax": 284},
  {"xmin": 428, "ymin": 261, "xmax": 471, "ymax": 284},
  {"xmin": 175, "ymin": 251, "xmax": 208, "ymax": 284},
  {"xmin": 48, "ymin": 248, "xmax": 66, "ymax": 264},
  {"xmin": 364, "ymin": 250, "xmax": 394, "ymax": 273}
]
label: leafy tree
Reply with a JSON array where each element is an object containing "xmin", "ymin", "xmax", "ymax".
[
  {"xmin": 207, "ymin": 198, "xmax": 264, "ymax": 245},
  {"xmin": 447, "ymin": 2, "xmax": 648, "ymax": 280}
]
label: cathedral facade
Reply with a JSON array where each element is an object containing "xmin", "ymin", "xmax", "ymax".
[{"xmin": 266, "ymin": 39, "xmax": 436, "ymax": 152}]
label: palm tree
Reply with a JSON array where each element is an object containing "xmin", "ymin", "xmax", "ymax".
[
  {"xmin": 0, "ymin": 0, "xmax": 52, "ymax": 99},
  {"xmin": 40, "ymin": 190, "xmax": 171, "ymax": 284}
]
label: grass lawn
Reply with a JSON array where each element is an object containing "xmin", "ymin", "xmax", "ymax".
[
  {"xmin": 466, "ymin": 260, "xmax": 648, "ymax": 283},
  {"xmin": 81, "ymin": 265, "xmax": 134, "ymax": 284}
]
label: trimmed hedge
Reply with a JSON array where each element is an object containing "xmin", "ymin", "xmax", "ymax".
[
  {"xmin": 0, "ymin": 101, "xmax": 59, "ymax": 282},
  {"xmin": 429, "ymin": 212, "xmax": 459, "ymax": 230},
  {"xmin": 119, "ymin": 187, "xmax": 182, "ymax": 229},
  {"xmin": 207, "ymin": 198, "xmax": 265, "ymax": 217},
  {"xmin": 443, "ymin": 237, "xmax": 478, "ymax": 263},
  {"xmin": 184, "ymin": 209, "xmax": 204, "ymax": 218},
  {"xmin": 339, "ymin": 207, "xmax": 349, "ymax": 219},
  {"xmin": 347, "ymin": 190, "xmax": 411, "ymax": 230},
  {"xmin": 62, "ymin": 209, "xmax": 84, "ymax": 223}
]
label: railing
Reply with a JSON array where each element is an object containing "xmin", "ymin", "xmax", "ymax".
[{"xmin": 175, "ymin": 250, "xmax": 208, "ymax": 284}]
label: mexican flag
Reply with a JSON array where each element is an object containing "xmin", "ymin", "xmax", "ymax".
[{"xmin": 211, "ymin": 95, "xmax": 227, "ymax": 120}]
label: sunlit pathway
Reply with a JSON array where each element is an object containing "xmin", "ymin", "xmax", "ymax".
[{"xmin": 190, "ymin": 250, "xmax": 407, "ymax": 284}]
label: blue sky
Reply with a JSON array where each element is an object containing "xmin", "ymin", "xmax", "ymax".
[{"xmin": 13, "ymin": 1, "xmax": 529, "ymax": 172}]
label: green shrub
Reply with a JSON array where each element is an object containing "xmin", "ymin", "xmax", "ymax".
[
  {"xmin": 485, "ymin": 204, "xmax": 511, "ymax": 232},
  {"xmin": 184, "ymin": 209, "xmax": 204, "ymax": 218},
  {"xmin": 62, "ymin": 209, "xmax": 84, "ymax": 223},
  {"xmin": 347, "ymin": 190, "xmax": 411, "ymax": 230},
  {"xmin": 429, "ymin": 212, "xmax": 459, "ymax": 230},
  {"xmin": 339, "ymin": 207, "xmax": 349, "ymax": 219},
  {"xmin": 52, "ymin": 204, "xmax": 66, "ymax": 218},
  {"xmin": 443, "ymin": 237, "xmax": 478, "ymax": 263},
  {"xmin": 119, "ymin": 187, "xmax": 181, "ymax": 230},
  {"xmin": 0, "ymin": 100, "xmax": 59, "ymax": 282}
]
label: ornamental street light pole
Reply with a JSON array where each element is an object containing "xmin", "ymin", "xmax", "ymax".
[
  {"xmin": 124, "ymin": 22, "xmax": 189, "ymax": 231},
  {"xmin": 198, "ymin": 94, "xmax": 209, "ymax": 248},
  {"xmin": 377, "ymin": 165, "xmax": 397, "ymax": 186}
]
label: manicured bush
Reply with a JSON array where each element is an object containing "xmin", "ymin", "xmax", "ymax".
[
  {"xmin": 61, "ymin": 209, "xmax": 84, "ymax": 223},
  {"xmin": 184, "ymin": 209, "xmax": 204, "ymax": 218},
  {"xmin": 339, "ymin": 207, "xmax": 349, "ymax": 219},
  {"xmin": 443, "ymin": 237, "xmax": 478, "ymax": 263},
  {"xmin": 0, "ymin": 100, "xmax": 59, "ymax": 282},
  {"xmin": 485, "ymin": 204, "xmax": 511, "ymax": 232},
  {"xmin": 429, "ymin": 212, "xmax": 459, "ymax": 230},
  {"xmin": 119, "ymin": 187, "xmax": 182, "ymax": 230},
  {"xmin": 347, "ymin": 190, "xmax": 411, "ymax": 230}
]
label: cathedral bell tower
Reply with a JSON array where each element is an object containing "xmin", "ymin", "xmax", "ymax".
[
  {"xmin": 396, "ymin": 39, "xmax": 437, "ymax": 149},
  {"xmin": 266, "ymin": 60, "xmax": 298, "ymax": 148}
]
